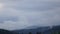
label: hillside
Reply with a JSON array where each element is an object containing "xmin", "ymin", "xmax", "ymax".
[{"xmin": 13, "ymin": 25, "xmax": 60, "ymax": 34}]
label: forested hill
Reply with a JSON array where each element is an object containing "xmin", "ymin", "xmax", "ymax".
[
  {"xmin": 0, "ymin": 29, "xmax": 17, "ymax": 34},
  {"xmin": 0, "ymin": 25, "xmax": 60, "ymax": 34},
  {"xmin": 12, "ymin": 25, "xmax": 60, "ymax": 34}
]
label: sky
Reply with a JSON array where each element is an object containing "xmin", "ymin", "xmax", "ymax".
[{"xmin": 0, "ymin": 0, "xmax": 60, "ymax": 30}]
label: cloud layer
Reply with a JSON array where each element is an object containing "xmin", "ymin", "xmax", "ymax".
[{"xmin": 0, "ymin": 0, "xmax": 60, "ymax": 30}]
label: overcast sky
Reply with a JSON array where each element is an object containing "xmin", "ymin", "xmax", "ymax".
[{"xmin": 0, "ymin": 0, "xmax": 60, "ymax": 30}]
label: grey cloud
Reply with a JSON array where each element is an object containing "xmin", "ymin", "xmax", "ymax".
[
  {"xmin": 0, "ymin": 17, "xmax": 18, "ymax": 23},
  {"xmin": 0, "ymin": 0, "xmax": 60, "ymax": 30},
  {"xmin": 1, "ymin": 0, "xmax": 60, "ymax": 11}
]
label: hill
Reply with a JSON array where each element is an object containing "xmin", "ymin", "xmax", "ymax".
[{"xmin": 13, "ymin": 25, "xmax": 60, "ymax": 34}]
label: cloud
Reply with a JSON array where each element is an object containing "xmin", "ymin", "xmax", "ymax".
[
  {"xmin": 0, "ymin": 21, "xmax": 33, "ymax": 30},
  {"xmin": 0, "ymin": 0, "xmax": 60, "ymax": 30}
]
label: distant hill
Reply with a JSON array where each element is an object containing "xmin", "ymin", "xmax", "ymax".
[
  {"xmin": 44, "ymin": 25, "xmax": 60, "ymax": 34},
  {"xmin": 13, "ymin": 25, "xmax": 60, "ymax": 34},
  {"xmin": 13, "ymin": 26, "xmax": 50, "ymax": 34}
]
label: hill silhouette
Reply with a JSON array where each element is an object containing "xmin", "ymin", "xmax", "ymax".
[
  {"xmin": 0, "ymin": 29, "xmax": 15, "ymax": 34},
  {"xmin": 13, "ymin": 25, "xmax": 60, "ymax": 34}
]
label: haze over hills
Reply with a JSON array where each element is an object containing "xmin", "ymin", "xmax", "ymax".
[
  {"xmin": 0, "ymin": 25, "xmax": 60, "ymax": 34},
  {"xmin": 12, "ymin": 25, "xmax": 60, "ymax": 34}
]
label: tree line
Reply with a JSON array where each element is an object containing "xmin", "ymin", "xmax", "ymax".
[{"xmin": 20, "ymin": 31, "xmax": 60, "ymax": 34}]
